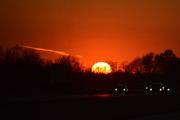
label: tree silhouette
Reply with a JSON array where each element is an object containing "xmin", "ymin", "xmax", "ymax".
[
  {"xmin": 106, "ymin": 61, "xmax": 118, "ymax": 72},
  {"xmin": 0, "ymin": 46, "xmax": 44, "ymax": 92},
  {"xmin": 130, "ymin": 57, "xmax": 144, "ymax": 74},
  {"xmin": 142, "ymin": 52, "xmax": 155, "ymax": 74},
  {"xmin": 120, "ymin": 58, "xmax": 144, "ymax": 74},
  {"xmin": 120, "ymin": 61, "xmax": 134, "ymax": 73},
  {"xmin": 93, "ymin": 66, "xmax": 108, "ymax": 74},
  {"xmin": 1, "ymin": 45, "xmax": 43, "ymax": 68},
  {"xmin": 54, "ymin": 55, "xmax": 82, "ymax": 72},
  {"xmin": 1, "ymin": 45, "xmax": 180, "ymax": 96},
  {"xmin": 156, "ymin": 49, "xmax": 177, "ymax": 74}
]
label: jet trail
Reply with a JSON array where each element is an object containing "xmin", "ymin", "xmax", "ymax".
[{"xmin": 21, "ymin": 45, "xmax": 83, "ymax": 58}]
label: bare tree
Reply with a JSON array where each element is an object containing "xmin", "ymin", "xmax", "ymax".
[
  {"xmin": 55, "ymin": 55, "xmax": 82, "ymax": 72},
  {"xmin": 2, "ymin": 45, "xmax": 43, "ymax": 67},
  {"xmin": 106, "ymin": 61, "xmax": 117, "ymax": 72},
  {"xmin": 130, "ymin": 57, "xmax": 144, "ymax": 74},
  {"xmin": 120, "ymin": 61, "xmax": 134, "ymax": 73}
]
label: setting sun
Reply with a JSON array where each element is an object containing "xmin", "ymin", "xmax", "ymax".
[{"xmin": 92, "ymin": 62, "xmax": 112, "ymax": 74}]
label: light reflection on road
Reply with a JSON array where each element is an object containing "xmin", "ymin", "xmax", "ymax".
[
  {"xmin": 0, "ymin": 92, "xmax": 175, "ymax": 102},
  {"xmin": 0, "ymin": 94, "xmax": 129, "ymax": 102},
  {"xmin": 93, "ymin": 94, "xmax": 127, "ymax": 98},
  {"xmin": 94, "ymin": 94, "xmax": 113, "ymax": 98}
]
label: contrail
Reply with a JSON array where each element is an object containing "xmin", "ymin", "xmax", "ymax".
[{"xmin": 21, "ymin": 45, "xmax": 83, "ymax": 58}]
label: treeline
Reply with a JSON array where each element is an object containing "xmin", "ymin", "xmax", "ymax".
[
  {"xmin": 120, "ymin": 50, "xmax": 180, "ymax": 85},
  {"xmin": 0, "ymin": 45, "xmax": 180, "ymax": 96},
  {"xmin": 0, "ymin": 45, "xmax": 82, "ymax": 96},
  {"xmin": 121, "ymin": 49, "xmax": 179, "ymax": 74}
]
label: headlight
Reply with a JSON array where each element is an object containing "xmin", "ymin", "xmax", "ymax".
[
  {"xmin": 123, "ymin": 89, "xmax": 126, "ymax": 91},
  {"xmin": 150, "ymin": 88, "xmax": 152, "ymax": 91},
  {"xmin": 159, "ymin": 88, "xmax": 162, "ymax": 91},
  {"xmin": 115, "ymin": 88, "xmax": 117, "ymax": 91},
  {"xmin": 167, "ymin": 88, "xmax": 170, "ymax": 91}
]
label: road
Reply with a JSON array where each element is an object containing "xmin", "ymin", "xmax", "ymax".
[{"xmin": 0, "ymin": 94, "xmax": 180, "ymax": 120}]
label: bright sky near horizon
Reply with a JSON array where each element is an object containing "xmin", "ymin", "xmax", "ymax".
[{"xmin": 0, "ymin": 0, "xmax": 180, "ymax": 67}]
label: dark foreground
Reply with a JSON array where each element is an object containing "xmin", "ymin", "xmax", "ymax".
[{"xmin": 0, "ymin": 94, "xmax": 180, "ymax": 120}]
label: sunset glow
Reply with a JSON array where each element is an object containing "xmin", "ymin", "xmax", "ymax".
[
  {"xmin": 92, "ymin": 62, "xmax": 112, "ymax": 74},
  {"xmin": 0, "ymin": 0, "xmax": 180, "ymax": 67},
  {"xmin": 1, "ymin": 1, "xmax": 180, "ymax": 119}
]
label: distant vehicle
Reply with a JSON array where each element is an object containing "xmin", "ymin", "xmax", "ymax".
[
  {"xmin": 114, "ymin": 84, "xmax": 128, "ymax": 94},
  {"xmin": 147, "ymin": 83, "xmax": 170, "ymax": 94}
]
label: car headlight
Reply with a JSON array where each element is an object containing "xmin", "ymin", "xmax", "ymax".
[
  {"xmin": 159, "ymin": 88, "xmax": 162, "ymax": 91},
  {"xmin": 167, "ymin": 88, "xmax": 170, "ymax": 91},
  {"xmin": 150, "ymin": 88, "xmax": 152, "ymax": 91},
  {"xmin": 115, "ymin": 88, "xmax": 117, "ymax": 91},
  {"xmin": 123, "ymin": 89, "xmax": 126, "ymax": 91}
]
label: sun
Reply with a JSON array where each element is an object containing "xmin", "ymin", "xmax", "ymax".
[{"xmin": 92, "ymin": 62, "xmax": 112, "ymax": 74}]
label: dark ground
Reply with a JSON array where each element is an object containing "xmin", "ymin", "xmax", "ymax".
[{"xmin": 0, "ymin": 93, "xmax": 180, "ymax": 120}]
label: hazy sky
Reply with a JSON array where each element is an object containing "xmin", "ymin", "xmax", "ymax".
[{"xmin": 1, "ymin": 0, "xmax": 180, "ymax": 67}]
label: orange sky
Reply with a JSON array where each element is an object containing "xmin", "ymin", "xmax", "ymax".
[{"xmin": 0, "ymin": 0, "xmax": 180, "ymax": 67}]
